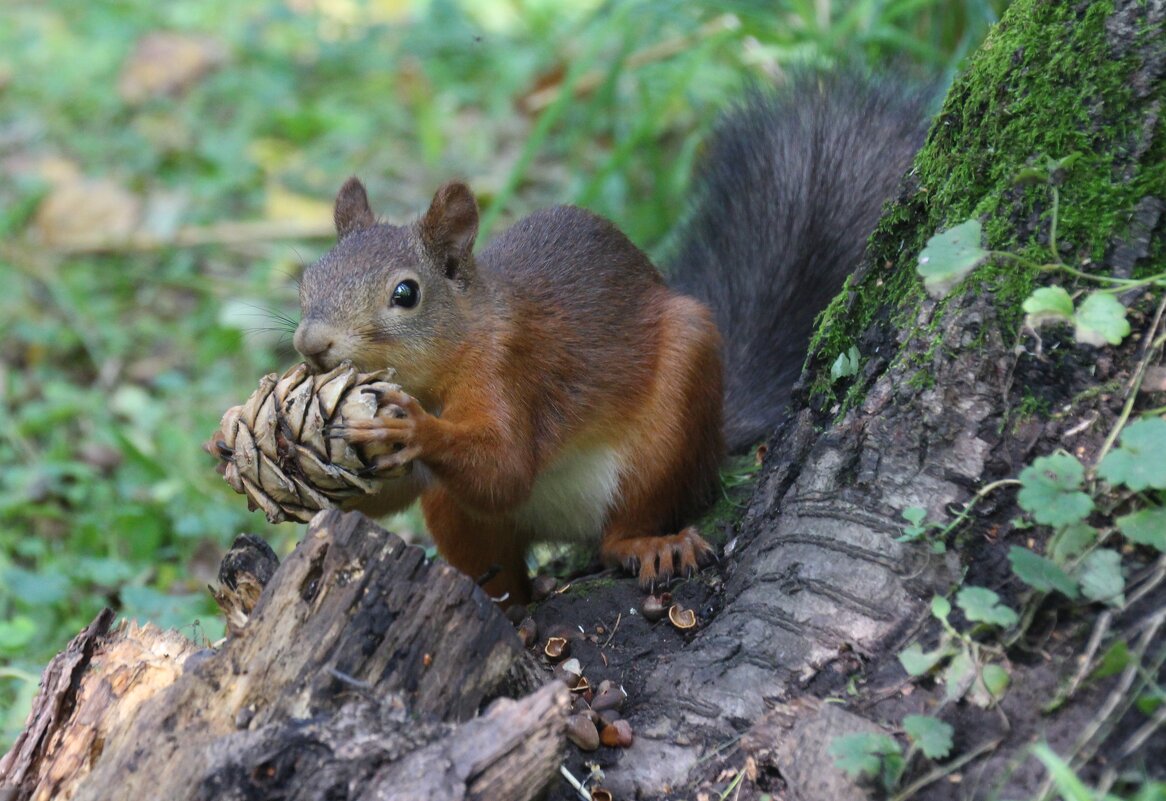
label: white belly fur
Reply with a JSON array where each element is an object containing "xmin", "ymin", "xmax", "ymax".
[{"xmin": 514, "ymin": 445, "xmax": 623, "ymax": 542}]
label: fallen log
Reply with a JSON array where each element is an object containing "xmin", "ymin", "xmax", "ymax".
[{"xmin": 0, "ymin": 511, "xmax": 567, "ymax": 801}]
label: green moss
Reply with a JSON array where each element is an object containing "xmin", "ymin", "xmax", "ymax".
[
  {"xmin": 809, "ymin": 0, "xmax": 1165, "ymax": 408},
  {"xmin": 1014, "ymin": 393, "xmax": 1051, "ymax": 421},
  {"xmin": 691, "ymin": 454, "xmax": 759, "ymax": 546}
]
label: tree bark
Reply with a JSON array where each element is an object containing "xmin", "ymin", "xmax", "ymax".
[{"xmin": 1, "ymin": 513, "xmax": 567, "ymax": 801}]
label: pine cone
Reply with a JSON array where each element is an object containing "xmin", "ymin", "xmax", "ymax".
[{"xmin": 205, "ymin": 361, "xmax": 411, "ymax": 523}]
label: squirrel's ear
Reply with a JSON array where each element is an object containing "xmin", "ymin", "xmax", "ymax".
[
  {"xmin": 334, "ymin": 177, "xmax": 376, "ymax": 240},
  {"xmin": 420, "ymin": 181, "xmax": 479, "ymax": 280}
]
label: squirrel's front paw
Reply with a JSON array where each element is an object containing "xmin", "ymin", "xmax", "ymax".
[{"xmin": 329, "ymin": 388, "xmax": 426, "ymax": 474}]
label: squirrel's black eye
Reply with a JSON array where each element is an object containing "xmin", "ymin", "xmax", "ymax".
[{"xmin": 391, "ymin": 280, "xmax": 420, "ymax": 309}]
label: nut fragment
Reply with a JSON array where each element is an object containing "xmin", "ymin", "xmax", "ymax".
[
  {"xmin": 544, "ymin": 636, "xmax": 570, "ymax": 661},
  {"xmin": 516, "ymin": 617, "xmax": 538, "ymax": 648},
  {"xmin": 600, "ymin": 719, "xmax": 634, "ymax": 748},
  {"xmin": 641, "ymin": 592, "xmax": 672, "ymax": 622},
  {"xmin": 591, "ymin": 680, "xmax": 627, "ymax": 712},
  {"xmin": 555, "ymin": 657, "xmax": 584, "ymax": 689},
  {"xmin": 668, "ymin": 603, "xmax": 697, "ymax": 630},
  {"xmin": 566, "ymin": 713, "xmax": 600, "ymax": 751}
]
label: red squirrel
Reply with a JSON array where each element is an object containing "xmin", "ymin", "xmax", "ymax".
[{"xmin": 292, "ymin": 72, "xmax": 929, "ymax": 604}]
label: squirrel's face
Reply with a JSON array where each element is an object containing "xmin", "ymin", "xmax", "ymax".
[{"xmin": 294, "ymin": 178, "xmax": 480, "ymax": 398}]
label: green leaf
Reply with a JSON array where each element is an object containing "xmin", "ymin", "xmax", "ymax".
[
  {"xmin": 1048, "ymin": 152, "xmax": 1083, "ymax": 173},
  {"xmin": 1050, "ymin": 522, "xmax": 1098, "ymax": 565},
  {"xmin": 1009, "ymin": 546, "xmax": 1080, "ymax": 599},
  {"xmin": 1117, "ymin": 506, "xmax": 1166, "ymax": 551},
  {"xmin": 897, "ymin": 506, "xmax": 930, "ymax": 541},
  {"xmin": 981, "ymin": 664, "xmax": 1010, "ymax": 699},
  {"xmin": 1098, "ymin": 418, "xmax": 1166, "ymax": 491},
  {"xmin": 1031, "ymin": 743, "xmax": 1095, "ymax": 801},
  {"xmin": 956, "ymin": 586, "xmax": 1019, "ymax": 628},
  {"xmin": 1073, "ymin": 292, "xmax": 1130, "ymax": 347},
  {"xmin": 1077, "ymin": 549, "xmax": 1125, "ymax": 606},
  {"xmin": 944, "ymin": 649, "xmax": 975, "ymax": 702},
  {"xmin": 1012, "ymin": 165, "xmax": 1050, "ymax": 186},
  {"xmin": 1131, "ymin": 780, "xmax": 1166, "ymax": 801},
  {"xmin": 1017, "ymin": 453, "xmax": 1094, "ymax": 527},
  {"xmin": 1091, "ymin": 640, "xmax": 1130, "ymax": 679},
  {"xmin": 829, "ymin": 732, "xmax": 902, "ymax": 779},
  {"xmin": 898, "ymin": 643, "xmax": 953, "ymax": 676},
  {"xmin": 831, "ymin": 345, "xmax": 861, "ymax": 382},
  {"xmin": 902, "ymin": 715, "xmax": 954, "ymax": 760},
  {"xmin": 1023, "ymin": 286, "xmax": 1074, "ymax": 329},
  {"xmin": 1137, "ymin": 688, "xmax": 1164, "ymax": 716},
  {"xmin": 0, "ymin": 615, "xmax": 37, "ymax": 651},
  {"xmin": 917, "ymin": 219, "xmax": 988, "ymax": 298},
  {"xmin": 931, "ymin": 595, "xmax": 952, "ymax": 621}
]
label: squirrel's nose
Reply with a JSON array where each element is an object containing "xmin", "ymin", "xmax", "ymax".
[{"xmin": 293, "ymin": 321, "xmax": 336, "ymax": 371}]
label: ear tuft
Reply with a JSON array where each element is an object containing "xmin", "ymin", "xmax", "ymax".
[
  {"xmin": 420, "ymin": 182, "xmax": 479, "ymax": 278},
  {"xmin": 334, "ymin": 177, "xmax": 376, "ymax": 240}
]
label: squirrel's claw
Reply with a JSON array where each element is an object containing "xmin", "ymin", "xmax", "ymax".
[
  {"xmin": 360, "ymin": 446, "xmax": 422, "ymax": 477},
  {"xmin": 601, "ymin": 526, "xmax": 715, "ymax": 590}
]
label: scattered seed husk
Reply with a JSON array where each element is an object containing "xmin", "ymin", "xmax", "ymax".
[
  {"xmin": 566, "ymin": 713, "xmax": 601, "ymax": 751},
  {"xmin": 600, "ymin": 719, "xmax": 634, "ymax": 748},
  {"xmin": 544, "ymin": 636, "xmax": 570, "ymax": 661},
  {"xmin": 641, "ymin": 592, "xmax": 671, "ymax": 622},
  {"xmin": 668, "ymin": 603, "xmax": 697, "ymax": 630},
  {"xmin": 591, "ymin": 680, "xmax": 626, "ymax": 712},
  {"xmin": 516, "ymin": 617, "xmax": 538, "ymax": 648}
]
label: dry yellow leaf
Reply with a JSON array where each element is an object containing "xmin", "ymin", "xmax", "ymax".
[{"xmin": 118, "ymin": 31, "xmax": 227, "ymax": 104}]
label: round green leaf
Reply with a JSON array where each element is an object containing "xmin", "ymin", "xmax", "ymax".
[
  {"xmin": 981, "ymin": 664, "xmax": 1011, "ymax": 699},
  {"xmin": 1023, "ymin": 286, "xmax": 1074, "ymax": 328},
  {"xmin": 917, "ymin": 219, "xmax": 988, "ymax": 299},
  {"xmin": 1017, "ymin": 453, "xmax": 1094, "ymax": 527},
  {"xmin": 956, "ymin": 586, "xmax": 1019, "ymax": 628},
  {"xmin": 1050, "ymin": 522, "xmax": 1098, "ymax": 565},
  {"xmin": 1073, "ymin": 292, "xmax": 1130, "ymax": 346},
  {"xmin": 1098, "ymin": 418, "xmax": 1166, "ymax": 491},
  {"xmin": 931, "ymin": 595, "xmax": 952, "ymax": 620},
  {"xmin": 903, "ymin": 715, "xmax": 954, "ymax": 760},
  {"xmin": 830, "ymin": 732, "xmax": 902, "ymax": 779},
  {"xmin": 1117, "ymin": 506, "xmax": 1166, "ymax": 551},
  {"xmin": 1077, "ymin": 549, "xmax": 1125, "ymax": 607},
  {"xmin": 1009, "ymin": 546, "xmax": 1080, "ymax": 599}
]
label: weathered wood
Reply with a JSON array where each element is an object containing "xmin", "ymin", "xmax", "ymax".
[{"xmin": 1, "ymin": 511, "xmax": 566, "ymax": 801}]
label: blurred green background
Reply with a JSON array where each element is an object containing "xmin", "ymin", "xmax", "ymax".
[{"xmin": 0, "ymin": 0, "xmax": 1008, "ymax": 745}]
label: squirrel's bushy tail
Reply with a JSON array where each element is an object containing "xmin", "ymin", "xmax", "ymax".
[{"xmin": 669, "ymin": 72, "xmax": 931, "ymax": 452}]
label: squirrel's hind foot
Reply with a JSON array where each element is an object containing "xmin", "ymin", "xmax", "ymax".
[{"xmin": 601, "ymin": 526, "xmax": 715, "ymax": 590}]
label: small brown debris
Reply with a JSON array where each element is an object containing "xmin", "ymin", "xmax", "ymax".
[
  {"xmin": 544, "ymin": 636, "xmax": 570, "ymax": 661},
  {"xmin": 516, "ymin": 617, "xmax": 538, "ymax": 648},
  {"xmin": 566, "ymin": 713, "xmax": 600, "ymax": 751},
  {"xmin": 600, "ymin": 719, "xmax": 634, "ymax": 748},
  {"xmin": 591, "ymin": 680, "xmax": 626, "ymax": 712},
  {"xmin": 641, "ymin": 592, "xmax": 671, "ymax": 622},
  {"xmin": 555, "ymin": 657, "xmax": 584, "ymax": 689},
  {"xmin": 668, "ymin": 603, "xmax": 697, "ymax": 630}
]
